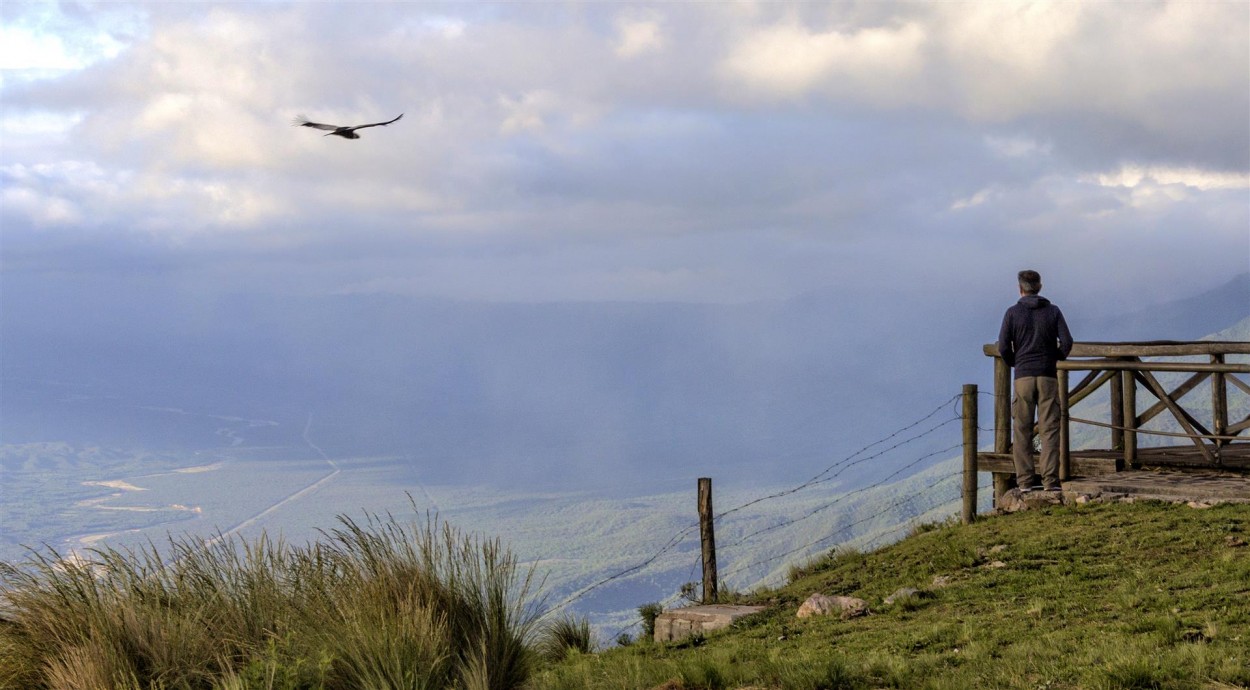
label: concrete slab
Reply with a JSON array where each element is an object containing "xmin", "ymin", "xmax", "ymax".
[
  {"xmin": 1064, "ymin": 469, "xmax": 1250, "ymax": 503},
  {"xmin": 654, "ymin": 604, "xmax": 766, "ymax": 643}
]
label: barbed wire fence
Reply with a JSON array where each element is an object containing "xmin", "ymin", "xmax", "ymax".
[
  {"xmin": 600, "ymin": 472, "xmax": 995, "ymax": 645},
  {"xmin": 543, "ymin": 392, "xmax": 997, "ymax": 643},
  {"xmin": 557, "ymin": 357, "xmax": 1248, "ymax": 642}
]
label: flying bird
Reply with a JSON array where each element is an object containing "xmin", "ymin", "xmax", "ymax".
[{"xmin": 293, "ymin": 113, "xmax": 403, "ymax": 139}]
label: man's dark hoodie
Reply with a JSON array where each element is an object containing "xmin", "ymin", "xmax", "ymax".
[{"xmin": 997, "ymin": 295, "xmax": 1074, "ymax": 379}]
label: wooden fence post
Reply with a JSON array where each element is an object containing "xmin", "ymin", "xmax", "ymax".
[
  {"xmin": 698, "ymin": 477, "xmax": 717, "ymax": 604},
  {"xmin": 1058, "ymin": 370, "xmax": 1070, "ymax": 481},
  {"xmin": 1122, "ymin": 371, "xmax": 1138, "ymax": 467},
  {"xmin": 993, "ymin": 357, "xmax": 1014, "ymax": 502},
  {"xmin": 1213, "ymin": 354, "xmax": 1228, "ymax": 452},
  {"xmin": 1110, "ymin": 371, "xmax": 1124, "ymax": 451},
  {"xmin": 962, "ymin": 384, "xmax": 978, "ymax": 524}
]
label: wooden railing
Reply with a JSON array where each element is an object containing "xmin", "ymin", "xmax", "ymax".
[{"xmin": 962, "ymin": 341, "xmax": 1250, "ymax": 519}]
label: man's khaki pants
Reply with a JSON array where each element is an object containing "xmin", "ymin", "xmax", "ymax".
[{"xmin": 1012, "ymin": 376, "xmax": 1061, "ymax": 490}]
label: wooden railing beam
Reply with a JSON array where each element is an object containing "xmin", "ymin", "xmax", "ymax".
[
  {"xmin": 1227, "ymin": 415, "xmax": 1250, "ymax": 435},
  {"xmin": 1067, "ymin": 342, "xmax": 1250, "ymax": 357},
  {"xmin": 1068, "ymin": 370, "xmax": 1116, "ymax": 407},
  {"xmin": 1060, "ymin": 360, "xmax": 1250, "ymax": 374},
  {"xmin": 982, "ymin": 341, "xmax": 1247, "ymax": 471},
  {"xmin": 985, "ymin": 342, "xmax": 1250, "ymax": 358},
  {"xmin": 1136, "ymin": 372, "xmax": 1210, "ymax": 427},
  {"xmin": 1134, "ymin": 370, "xmax": 1218, "ymax": 465}
]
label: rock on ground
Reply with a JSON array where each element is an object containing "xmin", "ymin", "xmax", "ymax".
[
  {"xmin": 883, "ymin": 588, "xmax": 920, "ymax": 606},
  {"xmin": 796, "ymin": 593, "xmax": 869, "ymax": 619},
  {"xmin": 997, "ymin": 487, "xmax": 1065, "ymax": 513}
]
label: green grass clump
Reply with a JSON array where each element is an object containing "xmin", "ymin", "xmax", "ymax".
[
  {"xmin": 638, "ymin": 602, "xmax": 664, "ymax": 640},
  {"xmin": 532, "ymin": 501, "xmax": 1250, "ymax": 690},
  {"xmin": 536, "ymin": 615, "xmax": 594, "ymax": 662},
  {"xmin": 0, "ymin": 511, "xmax": 540, "ymax": 690}
]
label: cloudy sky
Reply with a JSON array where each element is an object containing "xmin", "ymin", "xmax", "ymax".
[{"xmin": 2, "ymin": 1, "xmax": 1248, "ymax": 307}]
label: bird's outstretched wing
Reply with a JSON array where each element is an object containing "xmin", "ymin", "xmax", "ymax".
[
  {"xmin": 292, "ymin": 116, "xmax": 340, "ymax": 131},
  {"xmin": 349, "ymin": 113, "xmax": 403, "ymax": 130}
]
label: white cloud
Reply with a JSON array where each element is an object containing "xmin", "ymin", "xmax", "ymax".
[
  {"xmin": 614, "ymin": 14, "xmax": 663, "ymax": 58},
  {"xmin": 715, "ymin": 1, "xmax": 1248, "ymax": 151},
  {"xmin": 138, "ymin": 93, "xmax": 194, "ymax": 131},
  {"xmin": 721, "ymin": 20, "xmax": 926, "ymax": 103},
  {"xmin": 179, "ymin": 179, "xmax": 288, "ymax": 229},
  {"xmin": 0, "ymin": 3, "xmax": 140, "ymax": 77},
  {"xmin": 0, "ymin": 110, "xmax": 82, "ymax": 142},
  {"xmin": 935, "ymin": 2, "xmax": 1082, "ymax": 118},
  {"xmin": 0, "ymin": 15, "xmax": 131, "ymax": 71},
  {"xmin": 1072, "ymin": 166, "xmax": 1248, "ymax": 213},
  {"xmin": 950, "ymin": 187, "xmax": 994, "ymax": 211},
  {"xmin": 0, "ymin": 161, "xmax": 116, "ymax": 227},
  {"xmin": 984, "ymin": 135, "xmax": 1052, "ymax": 159},
  {"xmin": 498, "ymin": 92, "xmax": 551, "ymax": 134},
  {"xmin": 1088, "ymin": 166, "xmax": 1250, "ymax": 191},
  {"xmin": 422, "ymin": 16, "xmax": 467, "ymax": 40},
  {"xmin": 0, "ymin": 158, "xmax": 290, "ymax": 236},
  {"xmin": 497, "ymin": 90, "xmax": 603, "ymax": 137},
  {"xmin": 0, "ymin": 185, "xmax": 81, "ymax": 225},
  {"xmin": 942, "ymin": 2, "xmax": 1247, "ymax": 134},
  {"xmin": 0, "ymin": 26, "xmax": 82, "ymax": 70}
]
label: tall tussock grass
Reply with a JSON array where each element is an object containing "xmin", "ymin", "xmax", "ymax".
[
  {"xmin": 536, "ymin": 615, "xmax": 593, "ymax": 662},
  {"xmin": 0, "ymin": 511, "xmax": 542, "ymax": 690}
]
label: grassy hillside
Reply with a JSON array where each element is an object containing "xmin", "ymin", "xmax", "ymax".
[
  {"xmin": 533, "ymin": 500, "xmax": 1250, "ymax": 690},
  {"xmin": 3, "ymin": 495, "xmax": 1246, "ymax": 689}
]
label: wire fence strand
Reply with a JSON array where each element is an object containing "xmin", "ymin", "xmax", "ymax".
[
  {"xmin": 721, "ymin": 470, "xmax": 967, "ymax": 581},
  {"xmin": 722, "ymin": 440, "xmax": 963, "ymax": 550},
  {"xmin": 712, "ymin": 394, "xmax": 961, "ymax": 523},
  {"xmin": 544, "ymin": 393, "xmax": 975, "ymax": 620}
]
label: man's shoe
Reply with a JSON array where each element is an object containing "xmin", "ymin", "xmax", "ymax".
[{"xmin": 1044, "ymin": 486, "xmax": 1062, "ymax": 493}]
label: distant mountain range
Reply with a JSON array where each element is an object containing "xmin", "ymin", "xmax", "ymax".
[{"xmin": 1089, "ymin": 271, "xmax": 1249, "ymax": 341}]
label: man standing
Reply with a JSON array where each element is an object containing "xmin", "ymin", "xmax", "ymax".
[{"xmin": 997, "ymin": 270, "xmax": 1074, "ymax": 493}]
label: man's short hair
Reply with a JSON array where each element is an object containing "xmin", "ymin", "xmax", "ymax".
[{"xmin": 1018, "ymin": 270, "xmax": 1042, "ymax": 294}]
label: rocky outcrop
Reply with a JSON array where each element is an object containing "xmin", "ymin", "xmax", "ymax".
[
  {"xmin": 882, "ymin": 588, "xmax": 920, "ymax": 606},
  {"xmin": 795, "ymin": 594, "xmax": 868, "ymax": 619},
  {"xmin": 653, "ymin": 605, "xmax": 766, "ymax": 643},
  {"xmin": 996, "ymin": 487, "xmax": 1065, "ymax": 513}
]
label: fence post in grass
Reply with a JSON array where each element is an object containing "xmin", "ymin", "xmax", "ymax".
[
  {"xmin": 698, "ymin": 477, "xmax": 718, "ymax": 604},
  {"xmin": 1110, "ymin": 371, "xmax": 1125, "ymax": 451},
  {"xmin": 1058, "ymin": 369, "xmax": 1071, "ymax": 481},
  {"xmin": 962, "ymin": 384, "xmax": 978, "ymax": 524},
  {"xmin": 1122, "ymin": 371, "xmax": 1138, "ymax": 468},
  {"xmin": 992, "ymin": 356, "xmax": 1014, "ymax": 503},
  {"xmin": 1212, "ymin": 354, "xmax": 1228, "ymax": 450}
]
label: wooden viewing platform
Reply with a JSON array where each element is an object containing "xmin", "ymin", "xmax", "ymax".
[{"xmin": 961, "ymin": 341, "xmax": 1250, "ymax": 520}]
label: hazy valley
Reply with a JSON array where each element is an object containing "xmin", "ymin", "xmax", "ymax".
[{"xmin": 2, "ymin": 273, "xmax": 1246, "ymax": 633}]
